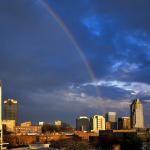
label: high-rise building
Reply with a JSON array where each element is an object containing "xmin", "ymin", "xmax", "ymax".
[
  {"xmin": 4, "ymin": 99, "xmax": 18, "ymax": 124},
  {"xmin": 130, "ymin": 99, "xmax": 144, "ymax": 129},
  {"xmin": 0, "ymin": 81, "xmax": 3, "ymax": 149},
  {"xmin": 105, "ymin": 112, "xmax": 117, "ymax": 129},
  {"xmin": 76, "ymin": 116, "xmax": 90, "ymax": 131},
  {"xmin": 90, "ymin": 115, "xmax": 105, "ymax": 133},
  {"xmin": 118, "ymin": 117, "xmax": 131, "ymax": 130}
]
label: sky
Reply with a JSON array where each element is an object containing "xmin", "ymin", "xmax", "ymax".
[{"xmin": 0, "ymin": 0, "xmax": 150, "ymax": 127}]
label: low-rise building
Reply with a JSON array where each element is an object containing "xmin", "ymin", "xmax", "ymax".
[
  {"xmin": 16, "ymin": 125, "xmax": 42, "ymax": 135},
  {"xmin": 54, "ymin": 120, "xmax": 62, "ymax": 126},
  {"xmin": 21, "ymin": 121, "xmax": 32, "ymax": 127},
  {"xmin": 2, "ymin": 120, "xmax": 16, "ymax": 132},
  {"xmin": 39, "ymin": 122, "xmax": 45, "ymax": 126},
  {"xmin": 105, "ymin": 122, "xmax": 111, "ymax": 130},
  {"xmin": 16, "ymin": 121, "xmax": 42, "ymax": 135}
]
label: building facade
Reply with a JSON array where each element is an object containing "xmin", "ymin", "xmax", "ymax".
[
  {"xmin": 130, "ymin": 99, "xmax": 144, "ymax": 129},
  {"xmin": 2, "ymin": 120, "xmax": 16, "ymax": 133},
  {"xmin": 16, "ymin": 126, "xmax": 42, "ymax": 135},
  {"xmin": 105, "ymin": 121, "xmax": 111, "ymax": 130},
  {"xmin": 76, "ymin": 116, "xmax": 90, "ymax": 132},
  {"xmin": 118, "ymin": 117, "xmax": 131, "ymax": 130},
  {"xmin": 0, "ymin": 81, "xmax": 3, "ymax": 150},
  {"xmin": 54, "ymin": 120, "xmax": 62, "ymax": 126},
  {"xmin": 90, "ymin": 115, "xmax": 105, "ymax": 133},
  {"xmin": 21, "ymin": 121, "xmax": 32, "ymax": 127},
  {"xmin": 16, "ymin": 122, "xmax": 42, "ymax": 135},
  {"xmin": 105, "ymin": 112, "xmax": 117, "ymax": 130},
  {"xmin": 4, "ymin": 99, "xmax": 18, "ymax": 124}
]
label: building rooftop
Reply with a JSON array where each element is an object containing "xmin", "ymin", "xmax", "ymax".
[
  {"xmin": 4, "ymin": 99, "xmax": 18, "ymax": 104},
  {"xmin": 132, "ymin": 98, "xmax": 142, "ymax": 105},
  {"xmin": 77, "ymin": 116, "xmax": 89, "ymax": 119}
]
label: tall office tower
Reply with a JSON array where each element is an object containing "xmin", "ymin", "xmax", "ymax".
[
  {"xmin": 105, "ymin": 112, "xmax": 117, "ymax": 129},
  {"xmin": 0, "ymin": 81, "xmax": 3, "ymax": 149},
  {"xmin": 130, "ymin": 99, "xmax": 144, "ymax": 129},
  {"xmin": 118, "ymin": 117, "xmax": 131, "ymax": 130},
  {"xmin": 4, "ymin": 99, "xmax": 18, "ymax": 124},
  {"xmin": 76, "ymin": 116, "xmax": 90, "ymax": 131},
  {"xmin": 90, "ymin": 115, "xmax": 105, "ymax": 133}
]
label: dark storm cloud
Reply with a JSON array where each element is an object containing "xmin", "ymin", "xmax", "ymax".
[
  {"xmin": 0, "ymin": 0, "xmax": 92, "ymax": 123},
  {"xmin": 48, "ymin": 0, "xmax": 150, "ymax": 82},
  {"xmin": 0, "ymin": 0, "xmax": 150, "ymax": 126}
]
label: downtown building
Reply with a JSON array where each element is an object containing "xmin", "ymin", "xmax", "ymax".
[
  {"xmin": 76, "ymin": 116, "xmax": 90, "ymax": 132},
  {"xmin": 118, "ymin": 117, "xmax": 131, "ymax": 130},
  {"xmin": 4, "ymin": 99, "xmax": 18, "ymax": 125},
  {"xmin": 90, "ymin": 115, "xmax": 105, "ymax": 133},
  {"xmin": 105, "ymin": 112, "xmax": 117, "ymax": 130},
  {"xmin": 130, "ymin": 98, "xmax": 144, "ymax": 129},
  {"xmin": 16, "ymin": 121, "xmax": 42, "ymax": 135}
]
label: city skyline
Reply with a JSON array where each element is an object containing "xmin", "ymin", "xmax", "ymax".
[
  {"xmin": 0, "ymin": 0, "xmax": 150, "ymax": 127},
  {"xmin": 0, "ymin": 83, "xmax": 146, "ymax": 129}
]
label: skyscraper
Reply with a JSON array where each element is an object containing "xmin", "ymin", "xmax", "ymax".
[
  {"xmin": 4, "ymin": 99, "xmax": 18, "ymax": 124},
  {"xmin": 105, "ymin": 112, "xmax": 117, "ymax": 129},
  {"xmin": 130, "ymin": 99, "xmax": 144, "ymax": 129},
  {"xmin": 76, "ymin": 116, "xmax": 90, "ymax": 131},
  {"xmin": 0, "ymin": 81, "xmax": 3, "ymax": 149},
  {"xmin": 90, "ymin": 115, "xmax": 105, "ymax": 133}
]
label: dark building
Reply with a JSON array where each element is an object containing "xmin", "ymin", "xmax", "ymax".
[
  {"xmin": 118, "ymin": 117, "xmax": 131, "ymax": 130},
  {"xmin": 76, "ymin": 116, "xmax": 90, "ymax": 131},
  {"xmin": 4, "ymin": 99, "xmax": 18, "ymax": 124}
]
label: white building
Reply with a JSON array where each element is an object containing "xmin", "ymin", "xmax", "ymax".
[
  {"xmin": 39, "ymin": 122, "xmax": 45, "ymax": 126},
  {"xmin": 54, "ymin": 120, "xmax": 62, "ymax": 126},
  {"xmin": 90, "ymin": 115, "xmax": 105, "ymax": 133}
]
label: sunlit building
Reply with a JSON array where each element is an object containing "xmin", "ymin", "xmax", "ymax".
[
  {"xmin": 39, "ymin": 122, "xmax": 45, "ymax": 126},
  {"xmin": 105, "ymin": 121, "xmax": 111, "ymax": 130},
  {"xmin": 130, "ymin": 99, "xmax": 144, "ymax": 129},
  {"xmin": 90, "ymin": 115, "xmax": 105, "ymax": 133},
  {"xmin": 76, "ymin": 116, "xmax": 90, "ymax": 131},
  {"xmin": 16, "ymin": 121, "xmax": 42, "ymax": 135},
  {"xmin": 54, "ymin": 120, "xmax": 62, "ymax": 126},
  {"xmin": 105, "ymin": 112, "xmax": 117, "ymax": 129},
  {"xmin": 21, "ymin": 121, "xmax": 32, "ymax": 127},
  {"xmin": 2, "ymin": 120, "xmax": 16, "ymax": 133},
  {"xmin": 118, "ymin": 117, "xmax": 131, "ymax": 130},
  {"xmin": 4, "ymin": 99, "xmax": 18, "ymax": 124}
]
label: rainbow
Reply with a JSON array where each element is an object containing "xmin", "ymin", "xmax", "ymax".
[{"xmin": 38, "ymin": 0, "xmax": 100, "ymax": 96}]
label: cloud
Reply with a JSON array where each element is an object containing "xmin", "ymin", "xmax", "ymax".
[
  {"xmin": 112, "ymin": 61, "xmax": 141, "ymax": 73},
  {"xmin": 1, "ymin": 0, "xmax": 150, "ymax": 126},
  {"xmin": 144, "ymin": 100, "xmax": 150, "ymax": 103},
  {"xmin": 82, "ymin": 80, "xmax": 150, "ymax": 96},
  {"xmin": 81, "ymin": 15, "xmax": 103, "ymax": 36},
  {"xmin": 27, "ymin": 88, "xmax": 131, "ymax": 114}
]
